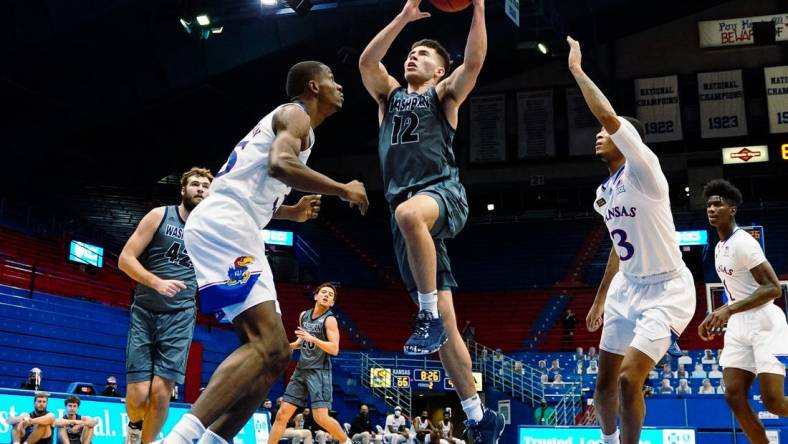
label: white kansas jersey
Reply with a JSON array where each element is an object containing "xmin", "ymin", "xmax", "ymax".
[
  {"xmin": 593, "ymin": 117, "xmax": 683, "ymax": 279},
  {"xmin": 714, "ymin": 228, "xmax": 767, "ymax": 304},
  {"xmin": 209, "ymin": 103, "xmax": 314, "ymax": 229}
]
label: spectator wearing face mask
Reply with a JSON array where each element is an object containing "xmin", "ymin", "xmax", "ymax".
[
  {"xmin": 21, "ymin": 368, "xmax": 43, "ymax": 391},
  {"xmin": 100, "ymin": 376, "xmax": 122, "ymax": 397},
  {"xmin": 349, "ymin": 404, "xmax": 379, "ymax": 444},
  {"xmin": 413, "ymin": 411, "xmax": 433, "ymax": 444},
  {"xmin": 533, "ymin": 399, "xmax": 555, "ymax": 425},
  {"xmin": 384, "ymin": 407, "xmax": 407, "ymax": 444}
]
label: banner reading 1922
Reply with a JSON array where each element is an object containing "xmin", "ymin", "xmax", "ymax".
[
  {"xmin": 698, "ymin": 70, "xmax": 747, "ymax": 139},
  {"xmin": 765, "ymin": 65, "xmax": 788, "ymax": 134},
  {"xmin": 635, "ymin": 75, "xmax": 683, "ymax": 143}
]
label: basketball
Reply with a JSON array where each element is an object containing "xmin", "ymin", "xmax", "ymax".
[{"xmin": 428, "ymin": 0, "xmax": 471, "ymax": 13}]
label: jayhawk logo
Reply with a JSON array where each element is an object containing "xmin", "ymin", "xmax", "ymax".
[{"xmin": 227, "ymin": 256, "xmax": 255, "ymax": 286}]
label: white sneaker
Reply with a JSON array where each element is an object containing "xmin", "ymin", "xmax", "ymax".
[{"xmin": 125, "ymin": 427, "xmax": 142, "ymax": 444}]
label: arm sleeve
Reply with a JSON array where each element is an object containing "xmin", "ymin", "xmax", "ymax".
[
  {"xmin": 608, "ymin": 117, "xmax": 669, "ymax": 200},
  {"xmin": 739, "ymin": 235, "xmax": 767, "ymax": 271}
]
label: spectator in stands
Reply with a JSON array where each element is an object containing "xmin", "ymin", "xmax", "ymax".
[
  {"xmin": 587, "ymin": 346, "xmax": 597, "ymax": 361},
  {"xmin": 708, "ymin": 363, "xmax": 723, "ymax": 379},
  {"xmin": 493, "ymin": 349, "xmax": 504, "ymax": 362},
  {"xmin": 675, "ymin": 364, "xmax": 688, "ymax": 380},
  {"xmin": 282, "ymin": 410, "xmax": 313, "ymax": 444},
  {"xmin": 677, "ymin": 350, "xmax": 692, "ymax": 367},
  {"xmin": 262, "ymin": 399, "xmax": 273, "ymax": 417},
  {"xmin": 461, "ymin": 321, "xmax": 475, "ymax": 343},
  {"xmin": 575, "ymin": 360, "xmax": 584, "ymax": 375},
  {"xmin": 513, "ymin": 361, "xmax": 524, "ymax": 376},
  {"xmin": 537, "ymin": 360, "xmax": 548, "ymax": 374},
  {"xmin": 55, "ymin": 396, "xmax": 97, "ymax": 444},
  {"xmin": 658, "ymin": 379, "xmax": 674, "ymax": 394},
  {"xmin": 533, "ymin": 399, "xmax": 556, "ymax": 425},
  {"xmin": 8, "ymin": 391, "xmax": 55, "ymax": 444},
  {"xmin": 20, "ymin": 367, "xmax": 43, "ymax": 391},
  {"xmin": 701, "ymin": 349, "xmax": 716, "ymax": 364},
  {"xmin": 549, "ymin": 359, "xmax": 562, "ymax": 375},
  {"xmin": 119, "ymin": 167, "xmax": 212, "ymax": 444},
  {"xmin": 691, "ymin": 363, "xmax": 707, "ymax": 379},
  {"xmin": 660, "ymin": 363, "xmax": 673, "ymax": 380},
  {"xmin": 699, "ymin": 379, "xmax": 715, "ymax": 395},
  {"xmin": 677, "ymin": 379, "xmax": 692, "ymax": 395},
  {"xmin": 648, "ymin": 367, "xmax": 658, "ymax": 380},
  {"xmin": 574, "ymin": 347, "xmax": 585, "ymax": 362},
  {"xmin": 562, "ymin": 309, "xmax": 577, "ymax": 350},
  {"xmin": 716, "ymin": 379, "xmax": 726, "ymax": 394},
  {"xmin": 100, "ymin": 376, "xmax": 121, "ymax": 397},
  {"xmin": 586, "ymin": 359, "xmax": 598, "ymax": 375},
  {"xmin": 540, "ymin": 374, "xmax": 549, "ymax": 384},
  {"xmin": 349, "ymin": 404, "xmax": 379, "ymax": 444},
  {"xmin": 383, "ymin": 407, "xmax": 408, "ymax": 444},
  {"xmin": 413, "ymin": 410, "xmax": 433, "ymax": 443},
  {"xmin": 552, "ymin": 374, "xmax": 564, "ymax": 384}
]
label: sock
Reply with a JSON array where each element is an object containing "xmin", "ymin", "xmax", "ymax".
[
  {"xmin": 167, "ymin": 413, "xmax": 206, "ymax": 444},
  {"xmin": 198, "ymin": 429, "xmax": 228, "ymax": 444},
  {"xmin": 128, "ymin": 420, "xmax": 143, "ymax": 431},
  {"xmin": 418, "ymin": 291, "xmax": 439, "ymax": 318},
  {"xmin": 602, "ymin": 429, "xmax": 620, "ymax": 444},
  {"xmin": 461, "ymin": 394, "xmax": 484, "ymax": 422}
]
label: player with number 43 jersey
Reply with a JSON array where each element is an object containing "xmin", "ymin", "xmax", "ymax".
[{"xmin": 568, "ymin": 36, "xmax": 695, "ymax": 444}]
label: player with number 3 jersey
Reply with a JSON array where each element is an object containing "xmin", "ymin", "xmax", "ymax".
[{"xmin": 568, "ymin": 36, "xmax": 696, "ymax": 444}]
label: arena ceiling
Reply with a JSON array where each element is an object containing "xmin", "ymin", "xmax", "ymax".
[{"xmin": 2, "ymin": 0, "xmax": 729, "ymax": 193}]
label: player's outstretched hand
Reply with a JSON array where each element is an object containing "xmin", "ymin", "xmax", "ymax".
[
  {"xmin": 567, "ymin": 36, "xmax": 582, "ymax": 73},
  {"xmin": 401, "ymin": 0, "xmax": 431, "ymax": 22},
  {"xmin": 294, "ymin": 194, "xmax": 322, "ymax": 222},
  {"xmin": 154, "ymin": 279, "xmax": 187, "ymax": 297},
  {"xmin": 586, "ymin": 302, "xmax": 604, "ymax": 332},
  {"xmin": 295, "ymin": 327, "xmax": 316, "ymax": 344},
  {"xmin": 341, "ymin": 180, "xmax": 369, "ymax": 215}
]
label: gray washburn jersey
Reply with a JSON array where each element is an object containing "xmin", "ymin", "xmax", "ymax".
[
  {"xmin": 134, "ymin": 206, "xmax": 197, "ymax": 312},
  {"xmin": 297, "ymin": 308, "xmax": 334, "ymax": 370}
]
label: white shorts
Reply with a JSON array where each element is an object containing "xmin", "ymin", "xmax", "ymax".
[
  {"xmin": 184, "ymin": 196, "xmax": 279, "ymax": 322},
  {"xmin": 599, "ymin": 267, "xmax": 696, "ymax": 363},
  {"xmin": 720, "ymin": 303, "xmax": 788, "ymax": 375}
]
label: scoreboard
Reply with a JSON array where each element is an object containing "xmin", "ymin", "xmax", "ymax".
[{"xmin": 370, "ymin": 368, "xmax": 482, "ymax": 392}]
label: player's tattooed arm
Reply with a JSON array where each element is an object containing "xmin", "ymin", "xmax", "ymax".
[
  {"xmin": 587, "ymin": 246, "xmax": 619, "ymax": 332},
  {"xmin": 270, "ymin": 106, "xmax": 369, "ymax": 214},
  {"xmin": 699, "ymin": 260, "xmax": 780, "ymax": 340},
  {"xmin": 566, "ymin": 36, "xmax": 620, "ymax": 135}
]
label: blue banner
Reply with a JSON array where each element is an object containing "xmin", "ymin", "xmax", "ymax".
[
  {"xmin": 518, "ymin": 426, "xmax": 696, "ymax": 444},
  {"xmin": 0, "ymin": 390, "xmax": 269, "ymax": 444}
]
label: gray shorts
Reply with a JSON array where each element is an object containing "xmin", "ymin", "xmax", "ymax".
[
  {"xmin": 390, "ymin": 180, "xmax": 469, "ymax": 302},
  {"xmin": 282, "ymin": 367, "xmax": 333, "ymax": 409},
  {"xmin": 126, "ymin": 304, "xmax": 196, "ymax": 384}
]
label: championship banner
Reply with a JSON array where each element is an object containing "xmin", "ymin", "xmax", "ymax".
[
  {"xmin": 635, "ymin": 75, "xmax": 683, "ymax": 143},
  {"xmin": 698, "ymin": 70, "xmax": 747, "ymax": 139},
  {"xmin": 565, "ymin": 87, "xmax": 598, "ymax": 156},
  {"xmin": 765, "ymin": 66, "xmax": 788, "ymax": 134},
  {"xmin": 516, "ymin": 90, "xmax": 555, "ymax": 158},
  {"xmin": 469, "ymin": 94, "xmax": 507, "ymax": 163},
  {"xmin": 698, "ymin": 13, "xmax": 788, "ymax": 48}
]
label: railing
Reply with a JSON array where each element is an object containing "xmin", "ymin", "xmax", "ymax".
[
  {"xmin": 466, "ymin": 340, "xmax": 583, "ymax": 425},
  {"xmin": 360, "ymin": 353, "xmax": 413, "ymax": 418}
]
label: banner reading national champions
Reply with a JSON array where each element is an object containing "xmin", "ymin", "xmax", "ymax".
[{"xmin": 0, "ymin": 390, "xmax": 270, "ymax": 444}]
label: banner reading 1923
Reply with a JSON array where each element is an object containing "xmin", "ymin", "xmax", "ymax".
[
  {"xmin": 635, "ymin": 75, "xmax": 683, "ymax": 143},
  {"xmin": 765, "ymin": 65, "xmax": 788, "ymax": 134},
  {"xmin": 698, "ymin": 70, "xmax": 747, "ymax": 139}
]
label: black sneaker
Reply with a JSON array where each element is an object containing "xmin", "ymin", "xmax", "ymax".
[
  {"xmin": 403, "ymin": 310, "xmax": 448, "ymax": 355},
  {"xmin": 463, "ymin": 409, "xmax": 505, "ymax": 444}
]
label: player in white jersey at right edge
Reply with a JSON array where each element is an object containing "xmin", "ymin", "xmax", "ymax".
[
  {"xmin": 567, "ymin": 36, "xmax": 696, "ymax": 444},
  {"xmin": 159, "ymin": 61, "xmax": 369, "ymax": 444},
  {"xmin": 700, "ymin": 179, "xmax": 788, "ymax": 444}
]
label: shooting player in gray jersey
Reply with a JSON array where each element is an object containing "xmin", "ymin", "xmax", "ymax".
[
  {"xmin": 267, "ymin": 283, "xmax": 352, "ymax": 444},
  {"xmin": 119, "ymin": 167, "xmax": 213, "ymax": 444}
]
